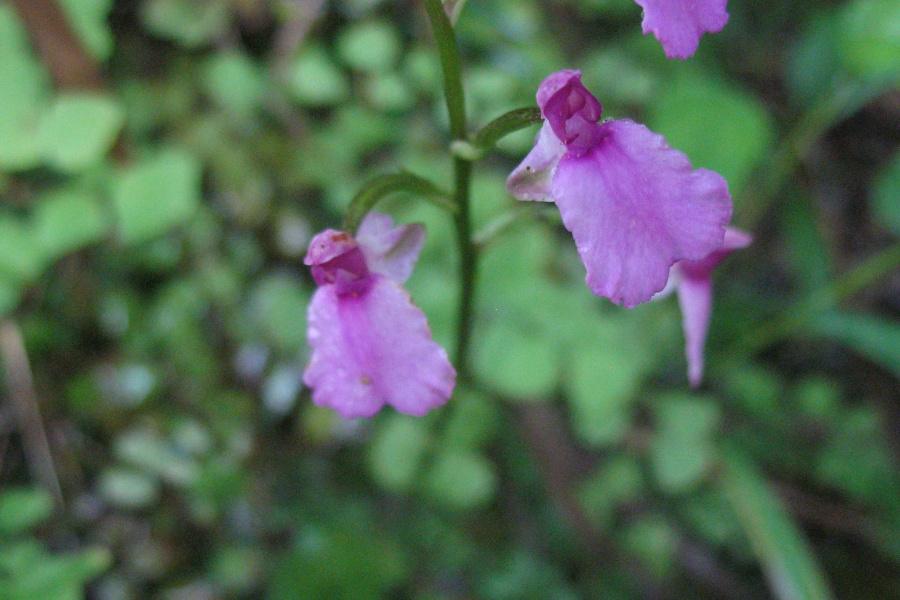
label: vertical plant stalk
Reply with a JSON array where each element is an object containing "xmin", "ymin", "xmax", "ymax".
[{"xmin": 422, "ymin": 0, "xmax": 476, "ymax": 378}]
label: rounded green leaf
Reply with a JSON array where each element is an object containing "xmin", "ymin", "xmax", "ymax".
[
  {"xmin": 837, "ymin": 0, "xmax": 900, "ymax": 80},
  {"xmin": 648, "ymin": 72, "xmax": 774, "ymax": 198},
  {"xmin": 98, "ymin": 468, "xmax": 160, "ymax": 510},
  {"xmin": 0, "ymin": 216, "xmax": 45, "ymax": 283},
  {"xmin": 141, "ymin": 0, "xmax": 230, "ymax": 47},
  {"xmin": 287, "ymin": 47, "xmax": 350, "ymax": 107},
  {"xmin": 336, "ymin": 21, "xmax": 402, "ymax": 73},
  {"xmin": 367, "ymin": 414, "xmax": 431, "ymax": 492},
  {"xmin": 34, "ymin": 190, "xmax": 110, "ymax": 260},
  {"xmin": 564, "ymin": 344, "xmax": 643, "ymax": 446},
  {"xmin": 58, "ymin": 0, "xmax": 114, "ymax": 61},
  {"xmin": 425, "ymin": 449, "xmax": 496, "ymax": 509},
  {"xmin": 0, "ymin": 5, "xmax": 50, "ymax": 171},
  {"xmin": 0, "ymin": 488, "xmax": 54, "ymax": 535},
  {"xmin": 112, "ymin": 148, "xmax": 202, "ymax": 245},
  {"xmin": 247, "ymin": 273, "xmax": 310, "ymax": 353},
  {"xmin": 650, "ymin": 394, "xmax": 721, "ymax": 494},
  {"xmin": 473, "ymin": 317, "xmax": 559, "ymax": 400},
  {"xmin": 37, "ymin": 93, "xmax": 124, "ymax": 172},
  {"xmin": 202, "ymin": 51, "xmax": 266, "ymax": 116}
]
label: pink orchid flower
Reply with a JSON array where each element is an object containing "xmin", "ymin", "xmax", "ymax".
[
  {"xmin": 508, "ymin": 70, "xmax": 732, "ymax": 309},
  {"xmin": 303, "ymin": 213, "xmax": 456, "ymax": 418}
]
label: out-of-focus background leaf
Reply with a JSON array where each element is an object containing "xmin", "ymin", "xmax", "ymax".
[{"xmin": 1, "ymin": 0, "xmax": 900, "ymax": 599}]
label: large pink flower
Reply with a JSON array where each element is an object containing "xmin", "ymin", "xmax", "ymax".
[
  {"xmin": 303, "ymin": 213, "xmax": 456, "ymax": 418},
  {"xmin": 634, "ymin": 0, "xmax": 729, "ymax": 59},
  {"xmin": 508, "ymin": 70, "xmax": 732, "ymax": 309},
  {"xmin": 659, "ymin": 227, "xmax": 752, "ymax": 387}
]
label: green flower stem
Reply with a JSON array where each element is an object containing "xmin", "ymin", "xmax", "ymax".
[
  {"xmin": 470, "ymin": 107, "xmax": 543, "ymax": 152},
  {"xmin": 343, "ymin": 172, "xmax": 455, "ymax": 234},
  {"xmin": 423, "ymin": 0, "xmax": 477, "ymax": 378},
  {"xmin": 741, "ymin": 240, "xmax": 900, "ymax": 354},
  {"xmin": 453, "ymin": 107, "xmax": 544, "ymax": 160},
  {"xmin": 422, "ymin": 0, "xmax": 466, "ymax": 141},
  {"xmin": 452, "ymin": 157, "xmax": 475, "ymax": 373}
]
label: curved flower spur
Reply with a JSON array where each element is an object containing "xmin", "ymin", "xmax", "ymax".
[
  {"xmin": 303, "ymin": 213, "xmax": 456, "ymax": 419},
  {"xmin": 657, "ymin": 227, "xmax": 753, "ymax": 387},
  {"xmin": 507, "ymin": 70, "xmax": 733, "ymax": 309}
]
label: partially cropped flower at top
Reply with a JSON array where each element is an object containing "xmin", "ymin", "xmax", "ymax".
[
  {"xmin": 303, "ymin": 213, "xmax": 456, "ymax": 419},
  {"xmin": 507, "ymin": 70, "xmax": 732, "ymax": 308},
  {"xmin": 634, "ymin": 0, "xmax": 729, "ymax": 59},
  {"xmin": 656, "ymin": 227, "xmax": 752, "ymax": 387}
]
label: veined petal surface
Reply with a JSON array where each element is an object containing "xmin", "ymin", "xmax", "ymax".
[
  {"xmin": 551, "ymin": 119, "xmax": 731, "ymax": 307},
  {"xmin": 304, "ymin": 276, "xmax": 456, "ymax": 419},
  {"xmin": 635, "ymin": 0, "xmax": 729, "ymax": 59}
]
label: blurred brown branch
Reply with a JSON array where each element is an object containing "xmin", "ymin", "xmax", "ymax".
[{"xmin": 7, "ymin": 0, "xmax": 103, "ymax": 90}]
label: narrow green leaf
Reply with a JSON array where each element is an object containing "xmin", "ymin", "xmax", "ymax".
[
  {"xmin": 721, "ymin": 448, "xmax": 836, "ymax": 600},
  {"xmin": 873, "ymin": 149, "xmax": 900, "ymax": 236},
  {"xmin": 810, "ymin": 311, "xmax": 900, "ymax": 377}
]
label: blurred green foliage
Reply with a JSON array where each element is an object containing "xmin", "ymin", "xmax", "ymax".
[{"xmin": 1, "ymin": 0, "xmax": 900, "ymax": 599}]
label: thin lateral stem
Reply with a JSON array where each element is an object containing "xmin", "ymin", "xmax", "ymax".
[
  {"xmin": 421, "ymin": 0, "xmax": 467, "ymax": 141},
  {"xmin": 343, "ymin": 172, "xmax": 455, "ymax": 234},
  {"xmin": 0, "ymin": 320, "xmax": 63, "ymax": 508}
]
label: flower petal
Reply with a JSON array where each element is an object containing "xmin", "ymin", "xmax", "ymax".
[
  {"xmin": 551, "ymin": 119, "xmax": 731, "ymax": 308},
  {"xmin": 304, "ymin": 276, "xmax": 456, "ymax": 418},
  {"xmin": 355, "ymin": 212, "xmax": 426, "ymax": 284},
  {"xmin": 634, "ymin": 0, "xmax": 729, "ymax": 59},
  {"xmin": 506, "ymin": 122, "xmax": 566, "ymax": 203},
  {"xmin": 676, "ymin": 274, "xmax": 713, "ymax": 387}
]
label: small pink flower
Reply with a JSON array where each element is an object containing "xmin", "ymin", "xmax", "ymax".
[
  {"xmin": 634, "ymin": 0, "xmax": 729, "ymax": 59},
  {"xmin": 303, "ymin": 213, "xmax": 456, "ymax": 418},
  {"xmin": 508, "ymin": 70, "xmax": 732, "ymax": 309},
  {"xmin": 658, "ymin": 227, "xmax": 752, "ymax": 387}
]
